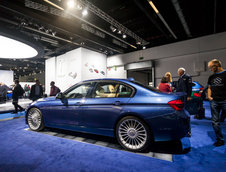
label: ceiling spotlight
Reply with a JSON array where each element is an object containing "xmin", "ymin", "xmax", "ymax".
[
  {"xmin": 136, "ymin": 41, "xmax": 141, "ymax": 45},
  {"xmin": 122, "ymin": 34, "xmax": 127, "ymax": 39},
  {"xmin": 39, "ymin": 26, "xmax": 44, "ymax": 31},
  {"xmin": 52, "ymin": 31, "xmax": 56, "ymax": 36},
  {"xmin": 67, "ymin": 0, "xmax": 75, "ymax": 8},
  {"xmin": 142, "ymin": 46, "xmax": 146, "ymax": 49},
  {"xmin": 110, "ymin": 26, "xmax": 117, "ymax": 32},
  {"xmin": 82, "ymin": 9, "xmax": 88, "ymax": 16},
  {"xmin": 117, "ymin": 30, "xmax": 122, "ymax": 34},
  {"xmin": 21, "ymin": 21, "xmax": 27, "ymax": 26},
  {"xmin": 77, "ymin": 4, "xmax": 82, "ymax": 10}
]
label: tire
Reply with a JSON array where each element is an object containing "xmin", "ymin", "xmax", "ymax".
[
  {"xmin": 27, "ymin": 108, "xmax": 44, "ymax": 131},
  {"xmin": 116, "ymin": 116, "xmax": 151, "ymax": 152}
]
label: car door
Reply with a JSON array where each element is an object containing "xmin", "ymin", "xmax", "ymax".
[
  {"xmin": 80, "ymin": 81, "xmax": 134, "ymax": 136},
  {"xmin": 43, "ymin": 82, "xmax": 93, "ymax": 128}
]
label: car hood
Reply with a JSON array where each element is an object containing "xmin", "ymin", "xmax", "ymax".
[
  {"xmin": 30, "ymin": 97, "xmax": 56, "ymax": 104},
  {"xmin": 38, "ymin": 97, "xmax": 56, "ymax": 102}
]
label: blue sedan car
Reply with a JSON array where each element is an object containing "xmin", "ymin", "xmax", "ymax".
[{"xmin": 25, "ymin": 78, "xmax": 190, "ymax": 152}]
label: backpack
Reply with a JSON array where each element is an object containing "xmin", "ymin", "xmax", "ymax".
[{"xmin": 57, "ymin": 87, "xmax": 61, "ymax": 93}]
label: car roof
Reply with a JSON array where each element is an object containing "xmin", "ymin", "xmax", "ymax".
[{"xmin": 83, "ymin": 78, "xmax": 132, "ymax": 83}]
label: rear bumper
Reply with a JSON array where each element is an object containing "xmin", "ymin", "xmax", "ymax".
[{"xmin": 147, "ymin": 110, "xmax": 190, "ymax": 142}]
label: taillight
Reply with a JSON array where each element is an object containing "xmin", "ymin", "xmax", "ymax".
[
  {"xmin": 193, "ymin": 93, "xmax": 201, "ymax": 97},
  {"xmin": 168, "ymin": 100, "xmax": 184, "ymax": 111},
  {"xmin": 200, "ymin": 87, "xmax": 203, "ymax": 90}
]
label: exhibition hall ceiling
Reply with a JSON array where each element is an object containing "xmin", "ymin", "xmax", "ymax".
[{"xmin": 0, "ymin": 0, "xmax": 226, "ymax": 77}]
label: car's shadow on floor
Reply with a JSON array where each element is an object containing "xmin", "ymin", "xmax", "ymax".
[
  {"xmin": 148, "ymin": 140, "xmax": 190, "ymax": 154},
  {"xmin": 42, "ymin": 127, "xmax": 190, "ymax": 155}
]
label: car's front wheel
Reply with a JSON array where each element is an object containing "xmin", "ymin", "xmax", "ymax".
[
  {"xmin": 27, "ymin": 108, "xmax": 44, "ymax": 131},
  {"xmin": 116, "ymin": 116, "xmax": 151, "ymax": 152}
]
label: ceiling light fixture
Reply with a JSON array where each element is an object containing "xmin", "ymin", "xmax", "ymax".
[
  {"xmin": 67, "ymin": 0, "xmax": 75, "ymax": 8},
  {"xmin": 82, "ymin": 9, "xmax": 88, "ymax": 16},
  {"xmin": 110, "ymin": 26, "xmax": 117, "ymax": 32},
  {"xmin": 43, "ymin": 0, "xmax": 64, "ymax": 11},
  {"xmin": 148, "ymin": 0, "xmax": 159, "ymax": 14},
  {"xmin": 122, "ymin": 34, "xmax": 127, "ymax": 39},
  {"xmin": 147, "ymin": 0, "xmax": 177, "ymax": 39},
  {"xmin": 52, "ymin": 31, "xmax": 56, "ymax": 36},
  {"xmin": 0, "ymin": 35, "xmax": 38, "ymax": 59},
  {"xmin": 77, "ymin": 4, "xmax": 82, "ymax": 10}
]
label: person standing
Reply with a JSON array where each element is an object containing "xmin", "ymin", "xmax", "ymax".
[
  {"xmin": 176, "ymin": 67, "xmax": 192, "ymax": 102},
  {"xmin": 164, "ymin": 72, "xmax": 174, "ymax": 91},
  {"xmin": 49, "ymin": 81, "xmax": 60, "ymax": 96},
  {"xmin": 164, "ymin": 72, "xmax": 172, "ymax": 84},
  {"xmin": 24, "ymin": 84, "xmax": 29, "ymax": 98},
  {"xmin": 158, "ymin": 76, "xmax": 172, "ymax": 93},
  {"xmin": 12, "ymin": 79, "xmax": 24, "ymax": 113},
  {"xmin": 207, "ymin": 59, "xmax": 226, "ymax": 147},
  {"xmin": 30, "ymin": 80, "xmax": 43, "ymax": 101}
]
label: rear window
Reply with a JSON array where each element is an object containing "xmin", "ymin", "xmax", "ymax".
[{"xmin": 132, "ymin": 81, "xmax": 161, "ymax": 93}]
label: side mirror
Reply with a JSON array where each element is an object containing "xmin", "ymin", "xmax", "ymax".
[
  {"xmin": 56, "ymin": 92, "xmax": 64, "ymax": 99},
  {"xmin": 56, "ymin": 92, "xmax": 68, "ymax": 106}
]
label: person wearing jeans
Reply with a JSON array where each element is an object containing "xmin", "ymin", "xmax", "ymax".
[{"xmin": 208, "ymin": 59, "xmax": 226, "ymax": 147}]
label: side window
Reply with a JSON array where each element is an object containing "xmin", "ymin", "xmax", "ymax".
[
  {"xmin": 93, "ymin": 82, "xmax": 132, "ymax": 98},
  {"xmin": 64, "ymin": 83, "xmax": 92, "ymax": 99},
  {"xmin": 117, "ymin": 85, "xmax": 132, "ymax": 98}
]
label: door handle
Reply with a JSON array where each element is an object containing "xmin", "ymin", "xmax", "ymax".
[{"xmin": 114, "ymin": 101, "xmax": 121, "ymax": 106}]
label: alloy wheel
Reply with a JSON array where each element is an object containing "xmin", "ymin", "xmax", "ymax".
[{"xmin": 117, "ymin": 118, "xmax": 148, "ymax": 151}]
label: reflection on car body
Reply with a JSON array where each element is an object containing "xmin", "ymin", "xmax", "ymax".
[{"xmin": 25, "ymin": 78, "xmax": 190, "ymax": 152}]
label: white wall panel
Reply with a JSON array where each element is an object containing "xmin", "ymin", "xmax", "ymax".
[
  {"xmin": 45, "ymin": 57, "xmax": 56, "ymax": 94},
  {"xmin": 81, "ymin": 48, "xmax": 107, "ymax": 80},
  {"xmin": 56, "ymin": 48, "xmax": 82, "ymax": 91},
  {"xmin": 106, "ymin": 66, "xmax": 126, "ymax": 79},
  {"xmin": 46, "ymin": 48, "xmax": 107, "ymax": 93},
  {"xmin": 0, "ymin": 70, "xmax": 13, "ymax": 86}
]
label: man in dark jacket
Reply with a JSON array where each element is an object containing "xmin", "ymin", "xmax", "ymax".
[
  {"xmin": 30, "ymin": 79, "xmax": 43, "ymax": 101},
  {"xmin": 12, "ymin": 79, "xmax": 24, "ymax": 113},
  {"xmin": 176, "ymin": 67, "xmax": 192, "ymax": 102}
]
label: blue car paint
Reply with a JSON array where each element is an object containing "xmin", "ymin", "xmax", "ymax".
[
  {"xmin": 26, "ymin": 78, "xmax": 190, "ymax": 142},
  {"xmin": 7, "ymin": 92, "xmax": 12, "ymax": 99},
  {"xmin": 192, "ymin": 81, "xmax": 203, "ymax": 92}
]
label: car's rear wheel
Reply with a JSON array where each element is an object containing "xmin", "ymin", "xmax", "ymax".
[
  {"xmin": 27, "ymin": 108, "xmax": 44, "ymax": 131},
  {"xmin": 116, "ymin": 116, "xmax": 151, "ymax": 152}
]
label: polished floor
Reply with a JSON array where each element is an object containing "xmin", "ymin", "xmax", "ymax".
[{"xmin": 0, "ymin": 98, "xmax": 31, "ymax": 114}]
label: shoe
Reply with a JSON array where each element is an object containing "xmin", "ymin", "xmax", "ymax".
[
  {"xmin": 11, "ymin": 111, "xmax": 18, "ymax": 114},
  {"xmin": 213, "ymin": 140, "xmax": 225, "ymax": 147}
]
